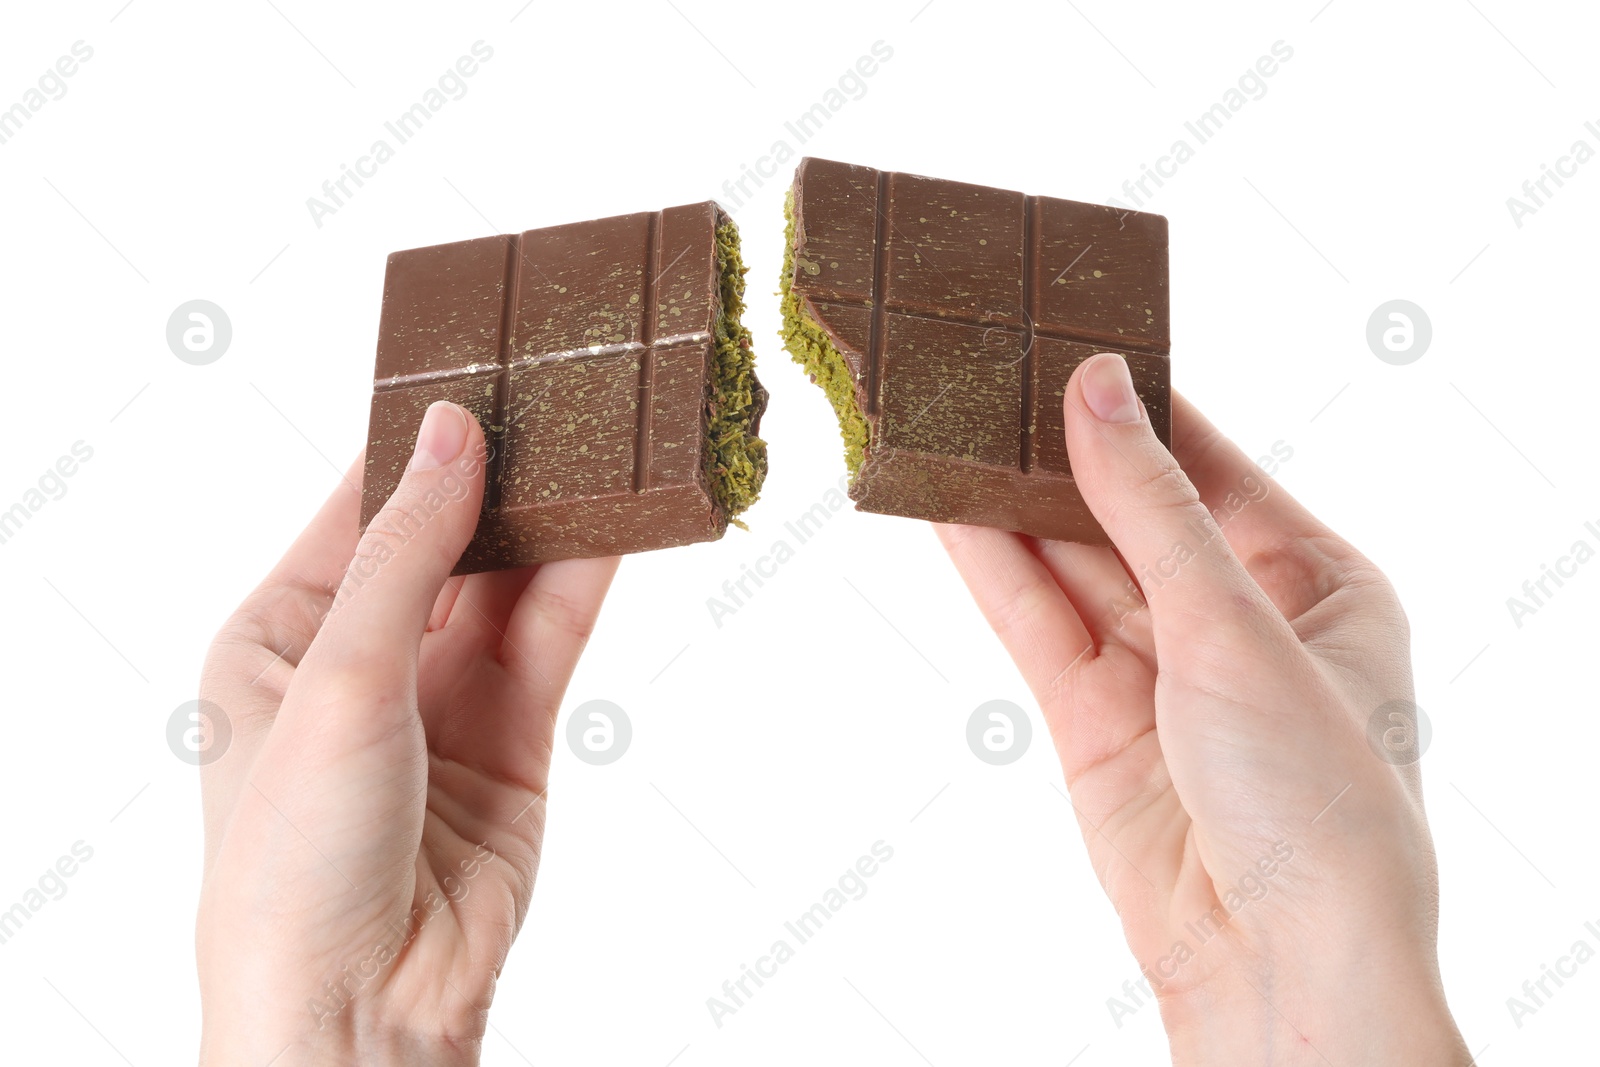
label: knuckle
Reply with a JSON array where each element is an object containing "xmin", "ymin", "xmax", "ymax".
[
  {"xmin": 1164, "ymin": 613, "xmax": 1286, "ymax": 689},
  {"xmin": 1345, "ymin": 558, "xmax": 1410, "ymax": 636},
  {"xmin": 528, "ymin": 586, "xmax": 598, "ymax": 643},
  {"xmin": 206, "ymin": 584, "xmax": 321, "ymax": 675},
  {"xmin": 1242, "ymin": 533, "xmax": 1346, "ymax": 614},
  {"xmin": 989, "ymin": 577, "xmax": 1060, "ymax": 643},
  {"xmin": 305, "ymin": 651, "xmax": 409, "ymax": 710},
  {"xmin": 1100, "ymin": 457, "xmax": 1211, "ymax": 535},
  {"xmin": 349, "ymin": 495, "xmax": 462, "ymax": 578},
  {"xmin": 366, "ymin": 497, "xmax": 436, "ymax": 550},
  {"xmin": 209, "ymin": 600, "xmax": 273, "ymax": 657},
  {"xmin": 1132, "ymin": 457, "xmax": 1201, "ymax": 509}
]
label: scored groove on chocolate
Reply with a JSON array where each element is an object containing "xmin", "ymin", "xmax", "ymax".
[
  {"xmin": 364, "ymin": 201, "xmax": 763, "ymax": 573},
  {"xmin": 1019, "ymin": 194, "xmax": 1038, "ymax": 474},
  {"xmin": 786, "ymin": 156, "xmax": 1171, "ymax": 545},
  {"xmin": 866, "ymin": 169, "xmax": 890, "ymax": 418},
  {"xmin": 369, "ymin": 224, "xmax": 713, "ymax": 497},
  {"xmin": 634, "ymin": 210, "xmax": 660, "ymax": 493},
  {"xmin": 486, "ymin": 233, "xmax": 522, "ymax": 511}
]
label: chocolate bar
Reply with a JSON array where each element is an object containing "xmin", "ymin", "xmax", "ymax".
[
  {"xmin": 362, "ymin": 202, "xmax": 767, "ymax": 573},
  {"xmin": 781, "ymin": 157, "xmax": 1170, "ymax": 544}
]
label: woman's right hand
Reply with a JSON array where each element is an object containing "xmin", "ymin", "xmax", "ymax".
[{"xmin": 939, "ymin": 353, "xmax": 1469, "ymax": 1064}]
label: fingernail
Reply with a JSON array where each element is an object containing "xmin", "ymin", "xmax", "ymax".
[
  {"xmin": 1081, "ymin": 353, "xmax": 1143, "ymax": 424},
  {"xmin": 411, "ymin": 402, "xmax": 469, "ymax": 471}
]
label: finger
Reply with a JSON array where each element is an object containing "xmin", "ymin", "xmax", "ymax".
[
  {"xmin": 429, "ymin": 576, "xmax": 465, "ymax": 632},
  {"xmin": 448, "ymin": 566, "xmax": 542, "ymax": 641},
  {"xmin": 935, "ymin": 526, "xmax": 1159, "ymax": 779},
  {"xmin": 415, "ymin": 568, "xmax": 541, "ymax": 741},
  {"xmin": 416, "ymin": 571, "xmax": 540, "ymax": 698},
  {"xmin": 502, "ymin": 555, "xmax": 619, "ymax": 688},
  {"xmin": 1064, "ymin": 354, "xmax": 1294, "ymax": 649},
  {"xmin": 1169, "ymin": 392, "xmax": 1355, "ymax": 622},
  {"xmin": 290, "ymin": 401, "xmax": 488, "ymax": 723},
  {"xmin": 458, "ymin": 555, "xmax": 619, "ymax": 787},
  {"xmin": 933, "ymin": 523, "xmax": 1093, "ymax": 702},
  {"xmin": 1028, "ymin": 539, "xmax": 1153, "ymax": 659}
]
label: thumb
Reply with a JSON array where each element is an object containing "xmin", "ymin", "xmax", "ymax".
[
  {"xmin": 236, "ymin": 402, "xmax": 486, "ymax": 894},
  {"xmin": 304, "ymin": 400, "xmax": 487, "ymax": 683},
  {"xmin": 1064, "ymin": 353, "xmax": 1277, "ymax": 637}
]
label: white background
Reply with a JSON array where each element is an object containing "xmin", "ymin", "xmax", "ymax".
[{"xmin": 1, "ymin": 0, "xmax": 1596, "ymax": 1063}]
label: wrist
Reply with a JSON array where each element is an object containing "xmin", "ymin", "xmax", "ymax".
[
  {"xmin": 197, "ymin": 909, "xmax": 487, "ymax": 1066},
  {"xmin": 201, "ymin": 1018, "xmax": 480, "ymax": 1067},
  {"xmin": 1159, "ymin": 961, "xmax": 1467, "ymax": 1066}
]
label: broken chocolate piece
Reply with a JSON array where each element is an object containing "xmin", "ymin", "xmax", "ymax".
[
  {"xmin": 362, "ymin": 201, "xmax": 767, "ymax": 574},
  {"xmin": 781, "ymin": 157, "xmax": 1170, "ymax": 544}
]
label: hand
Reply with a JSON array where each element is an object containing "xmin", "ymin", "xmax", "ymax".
[
  {"xmin": 938, "ymin": 354, "xmax": 1469, "ymax": 1064},
  {"xmin": 196, "ymin": 402, "xmax": 619, "ymax": 1065}
]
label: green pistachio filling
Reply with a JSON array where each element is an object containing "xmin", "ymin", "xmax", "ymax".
[
  {"xmin": 708, "ymin": 218, "xmax": 768, "ymax": 524},
  {"xmin": 779, "ymin": 190, "xmax": 871, "ymax": 478}
]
